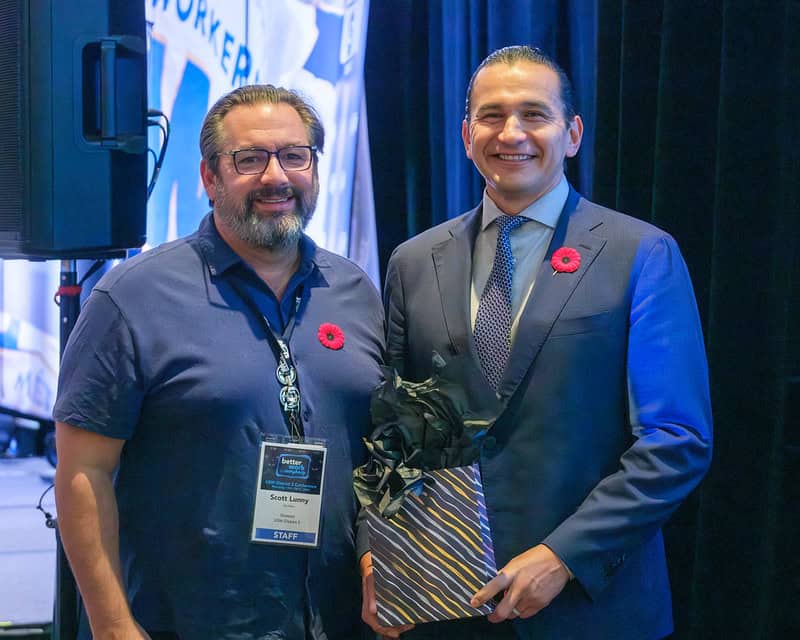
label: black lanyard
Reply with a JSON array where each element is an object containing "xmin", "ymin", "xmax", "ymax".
[{"xmin": 228, "ymin": 278, "xmax": 306, "ymax": 440}]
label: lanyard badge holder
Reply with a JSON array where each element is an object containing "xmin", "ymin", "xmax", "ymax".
[
  {"xmin": 230, "ymin": 285, "xmax": 327, "ymax": 548},
  {"xmin": 251, "ymin": 435, "xmax": 327, "ymax": 547}
]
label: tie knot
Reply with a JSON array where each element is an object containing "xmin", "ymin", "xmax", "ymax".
[{"xmin": 495, "ymin": 215, "xmax": 526, "ymax": 238}]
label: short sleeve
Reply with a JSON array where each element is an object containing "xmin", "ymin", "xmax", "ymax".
[{"xmin": 53, "ymin": 290, "xmax": 143, "ymax": 439}]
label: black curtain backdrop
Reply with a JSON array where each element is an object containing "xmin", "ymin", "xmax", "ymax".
[{"xmin": 365, "ymin": 1, "xmax": 799, "ymax": 638}]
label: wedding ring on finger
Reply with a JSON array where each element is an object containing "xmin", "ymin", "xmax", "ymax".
[{"xmin": 512, "ymin": 607, "xmax": 522, "ymax": 616}]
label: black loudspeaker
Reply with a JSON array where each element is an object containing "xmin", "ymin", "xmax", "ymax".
[{"xmin": 0, "ymin": 0, "xmax": 147, "ymax": 259}]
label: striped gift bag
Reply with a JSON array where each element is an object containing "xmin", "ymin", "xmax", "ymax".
[{"xmin": 366, "ymin": 462, "xmax": 497, "ymax": 625}]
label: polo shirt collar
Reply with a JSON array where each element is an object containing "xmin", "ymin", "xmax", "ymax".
[{"xmin": 196, "ymin": 212, "xmax": 325, "ymax": 280}]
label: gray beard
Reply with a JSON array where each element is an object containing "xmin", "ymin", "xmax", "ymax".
[{"xmin": 214, "ymin": 178, "xmax": 317, "ymax": 250}]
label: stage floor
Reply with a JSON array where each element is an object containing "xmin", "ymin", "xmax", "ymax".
[{"xmin": 0, "ymin": 456, "xmax": 56, "ymax": 628}]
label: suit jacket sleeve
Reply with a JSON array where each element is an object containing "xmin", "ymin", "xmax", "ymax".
[
  {"xmin": 384, "ymin": 248, "xmax": 408, "ymax": 376},
  {"xmin": 542, "ymin": 234, "xmax": 713, "ymax": 599}
]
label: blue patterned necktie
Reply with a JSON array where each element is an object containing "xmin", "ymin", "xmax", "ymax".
[{"xmin": 474, "ymin": 214, "xmax": 526, "ymax": 390}]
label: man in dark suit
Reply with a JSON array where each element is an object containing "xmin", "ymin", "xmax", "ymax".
[{"xmin": 361, "ymin": 46, "xmax": 713, "ymax": 639}]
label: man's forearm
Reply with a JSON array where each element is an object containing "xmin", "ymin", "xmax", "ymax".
[{"xmin": 55, "ymin": 466, "xmax": 137, "ymax": 635}]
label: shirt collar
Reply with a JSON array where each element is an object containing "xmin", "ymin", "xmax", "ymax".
[
  {"xmin": 195, "ymin": 212, "xmax": 319, "ymax": 280},
  {"xmin": 480, "ymin": 175, "xmax": 569, "ymax": 231}
]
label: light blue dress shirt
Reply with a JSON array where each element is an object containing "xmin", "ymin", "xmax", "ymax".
[{"xmin": 470, "ymin": 176, "xmax": 569, "ymax": 341}]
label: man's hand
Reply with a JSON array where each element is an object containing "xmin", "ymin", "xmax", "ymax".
[
  {"xmin": 470, "ymin": 544, "xmax": 570, "ymax": 622},
  {"xmin": 360, "ymin": 552, "xmax": 415, "ymax": 639}
]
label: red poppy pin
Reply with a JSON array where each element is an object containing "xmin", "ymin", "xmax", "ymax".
[
  {"xmin": 551, "ymin": 247, "xmax": 581, "ymax": 275},
  {"xmin": 318, "ymin": 323, "xmax": 345, "ymax": 350}
]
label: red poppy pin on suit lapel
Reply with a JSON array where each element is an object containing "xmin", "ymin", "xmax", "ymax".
[{"xmin": 551, "ymin": 247, "xmax": 581, "ymax": 275}]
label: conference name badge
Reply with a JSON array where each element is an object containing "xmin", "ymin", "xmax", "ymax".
[{"xmin": 251, "ymin": 439, "xmax": 327, "ymax": 547}]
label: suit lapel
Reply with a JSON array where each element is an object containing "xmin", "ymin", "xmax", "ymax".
[
  {"xmin": 431, "ymin": 206, "xmax": 483, "ymax": 359},
  {"xmin": 498, "ymin": 192, "xmax": 607, "ymax": 401}
]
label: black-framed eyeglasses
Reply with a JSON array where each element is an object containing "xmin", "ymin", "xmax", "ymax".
[{"xmin": 216, "ymin": 145, "xmax": 317, "ymax": 174}]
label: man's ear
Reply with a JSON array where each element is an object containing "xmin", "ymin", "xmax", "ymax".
[
  {"xmin": 462, "ymin": 119, "xmax": 473, "ymax": 160},
  {"xmin": 565, "ymin": 115, "xmax": 584, "ymax": 158},
  {"xmin": 200, "ymin": 158, "xmax": 217, "ymax": 204}
]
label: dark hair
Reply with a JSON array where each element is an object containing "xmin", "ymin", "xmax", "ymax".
[
  {"xmin": 199, "ymin": 84, "xmax": 324, "ymax": 173},
  {"xmin": 464, "ymin": 45, "xmax": 577, "ymax": 123}
]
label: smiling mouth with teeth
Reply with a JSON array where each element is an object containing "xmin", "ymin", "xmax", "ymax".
[
  {"xmin": 257, "ymin": 196, "xmax": 292, "ymax": 203},
  {"xmin": 250, "ymin": 188, "xmax": 295, "ymax": 206},
  {"xmin": 496, "ymin": 154, "xmax": 533, "ymax": 160}
]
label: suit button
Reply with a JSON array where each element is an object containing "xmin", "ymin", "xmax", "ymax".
[{"xmin": 482, "ymin": 436, "xmax": 497, "ymax": 453}]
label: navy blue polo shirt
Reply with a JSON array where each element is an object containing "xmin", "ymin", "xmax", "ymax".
[{"xmin": 54, "ymin": 214, "xmax": 385, "ymax": 639}]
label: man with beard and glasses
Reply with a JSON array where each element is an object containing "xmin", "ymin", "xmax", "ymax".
[{"xmin": 53, "ymin": 85, "xmax": 385, "ymax": 640}]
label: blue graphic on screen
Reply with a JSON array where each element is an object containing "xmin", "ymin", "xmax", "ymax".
[
  {"xmin": 304, "ymin": 10, "xmax": 343, "ymax": 84},
  {"xmin": 147, "ymin": 39, "xmax": 210, "ymax": 246}
]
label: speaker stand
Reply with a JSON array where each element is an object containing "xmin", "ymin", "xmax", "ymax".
[{"xmin": 53, "ymin": 259, "xmax": 80, "ymax": 640}]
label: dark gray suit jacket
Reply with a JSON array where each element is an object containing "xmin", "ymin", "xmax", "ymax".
[{"xmin": 383, "ymin": 188, "xmax": 713, "ymax": 639}]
